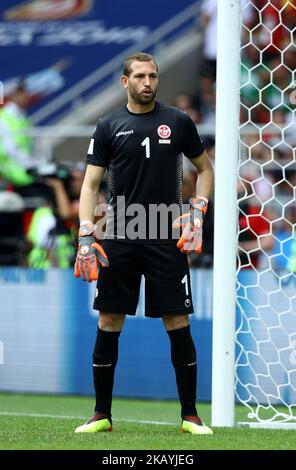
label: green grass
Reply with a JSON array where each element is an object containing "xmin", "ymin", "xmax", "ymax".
[{"xmin": 0, "ymin": 393, "xmax": 296, "ymax": 450}]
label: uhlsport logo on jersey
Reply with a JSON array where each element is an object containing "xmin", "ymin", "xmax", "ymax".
[
  {"xmin": 157, "ymin": 124, "xmax": 171, "ymax": 144},
  {"xmin": 116, "ymin": 130, "xmax": 134, "ymax": 137}
]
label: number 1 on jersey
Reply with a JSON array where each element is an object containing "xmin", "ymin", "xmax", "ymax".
[{"xmin": 141, "ymin": 137, "xmax": 150, "ymax": 159}]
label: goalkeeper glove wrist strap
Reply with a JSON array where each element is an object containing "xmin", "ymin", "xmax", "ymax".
[
  {"xmin": 79, "ymin": 221, "xmax": 97, "ymax": 237},
  {"xmin": 190, "ymin": 196, "xmax": 208, "ymax": 216}
]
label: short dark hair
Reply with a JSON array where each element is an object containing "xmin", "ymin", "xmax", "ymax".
[{"xmin": 123, "ymin": 52, "xmax": 158, "ymax": 77}]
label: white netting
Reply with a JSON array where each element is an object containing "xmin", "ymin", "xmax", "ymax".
[{"xmin": 236, "ymin": 0, "xmax": 296, "ymax": 423}]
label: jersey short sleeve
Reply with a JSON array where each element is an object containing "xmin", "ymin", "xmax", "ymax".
[
  {"xmin": 86, "ymin": 120, "xmax": 110, "ymax": 167},
  {"xmin": 181, "ymin": 113, "xmax": 205, "ymax": 160}
]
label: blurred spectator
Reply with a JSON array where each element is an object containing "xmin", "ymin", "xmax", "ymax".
[
  {"xmin": 44, "ymin": 177, "xmax": 74, "ymax": 220},
  {"xmin": 195, "ymin": 70, "xmax": 216, "ymax": 127},
  {"xmin": 0, "ymin": 81, "xmax": 59, "ymax": 208},
  {"xmin": 240, "ymin": 158, "xmax": 274, "ymax": 203},
  {"xmin": 186, "ymin": 107, "xmax": 201, "ymax": 125},
  {"xmin": 3, "ymin": 59, "xmax": 70, "ymax": 109},
  {"xmin": 0, "ymin": 82, "xmax": 41, "ymax": 188},
  {"xmin": 200, "ymin": 0, "xmax": 217, "ymax": 79},
  {"xmin": 26, "ymin": 201, "xmax": 58, "ymax": 269},
  {"xmin": 237, "ymin": 180, "xmax": 274, "ymax": 270},
  {"xmin": 266, "ymin": 208, "xmax": 296, "ymax": 273},
  {"xmin": 25, "ymin": 165, "xmax": 94, "ymax": 269},
  {"xmin": 176, "ymin": 0, "xmax": 294, "ymax": 271},
  {"xmin": 173, "ymin": 93, "xmax": 196, "ymax": 112},
  {"xmin": 62, "ymin": 164, "xmax": 107, "ymax": 235},
  {"xmin": 244, "ymin": 0, "xmax": 292, "ymax": 57},
  {"xmin": 172, "ymin": 93, "xmax": 201, "ymax": 126},
  {"xmin": 241, "ymin": 1, "xmax": 295, "ymax": 124},
  {"xmin": 200, "ymin": 0, "xmax": 251, "ymax": 79},
  {"xmin": 198, "ymin": 84, "xmax": 216, "ymax": 126},
  {"xmin": 67, "ymin": 166, "xmax": 85, "ymax": 217}
]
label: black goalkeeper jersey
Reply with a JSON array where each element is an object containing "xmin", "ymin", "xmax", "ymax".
[{"xmin": 86, "ymin": 101, "xmax": 205, "ymax": 242}]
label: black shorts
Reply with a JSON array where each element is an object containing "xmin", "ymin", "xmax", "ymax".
[{"xmin": 94, "ymin": 241, "xmax": 194, "ymax": 318}]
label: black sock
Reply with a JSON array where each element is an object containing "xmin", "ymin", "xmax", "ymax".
[
  {"xmin": 167, "ymin": 325, "xmax": 197, "ymax": 418},
  {"xmin": 93, "ymin": 328, "xmax": 121, "ymax": 419}
]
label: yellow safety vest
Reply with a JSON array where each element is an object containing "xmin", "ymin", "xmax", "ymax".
[{"xmin": 0, "ymin": 106, "xmax": 34, "ymax": 186}]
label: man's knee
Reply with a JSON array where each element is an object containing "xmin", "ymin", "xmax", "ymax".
[
  {"xmin": 162, "ymin": 314, "xmax": 190, "ymax": 331},
  {"xmin": 99, "ymin": 313, "xmax": 125, "ymax": 332}
]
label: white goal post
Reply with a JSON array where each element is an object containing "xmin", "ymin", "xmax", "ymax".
[
  {"xmin": 212, "ymin": 0, "xmax": 296, "ymax": 428},
  {"xmin": 211, "ymin": 0, "xmax": 241, "ymax": 427}
]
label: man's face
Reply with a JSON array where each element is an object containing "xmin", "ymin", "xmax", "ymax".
[
  {"xmin": 13, "ymin": 88, "xmax": 31, "ymax": 109},
  {"xmin": 121, "ymin": 60, "xmax": 158, "ymax": 105}
]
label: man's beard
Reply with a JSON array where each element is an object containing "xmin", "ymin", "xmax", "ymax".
[{"xmin": 129, "ymin": 87, "xmax": 156, "ymax": 105}]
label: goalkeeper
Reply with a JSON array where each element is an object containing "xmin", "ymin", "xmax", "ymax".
[{"xmin": 74, "ymin": 52, "xmax": 214, "ymax": 435}]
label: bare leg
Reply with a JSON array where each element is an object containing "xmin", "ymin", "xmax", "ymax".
[{"xmin": 99, "ymin": 312, "xmax": 126, "ymax": 331}]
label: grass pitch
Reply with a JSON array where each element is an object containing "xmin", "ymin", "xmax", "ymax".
[{"xmin": 0, "ymin": 393, "xmax": 296, "ymax": 450}]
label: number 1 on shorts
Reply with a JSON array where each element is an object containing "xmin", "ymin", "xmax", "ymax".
[{"xmin": 182, "ymin": 274, "xmax": 189, "ymax": 296}]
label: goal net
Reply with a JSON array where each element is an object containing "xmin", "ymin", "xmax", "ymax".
[{"xmin": 236, "ymin": 0, "xmax": 296, "ymax": 426}]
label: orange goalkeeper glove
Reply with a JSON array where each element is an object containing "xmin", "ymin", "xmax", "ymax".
[
  {"xmin": 173, "ymin": 197, "xmax": 208, "ymax": 255},
  {"xmin": 74, "ymin": 222, "xmax": 109, "ymax": 282}
]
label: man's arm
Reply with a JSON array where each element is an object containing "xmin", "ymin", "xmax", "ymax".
[
  {"xmin": 189, "ymin": 150, "xmax": 214, "ymax": 200},
  {"xmin": 74, "ymin": 164, "xmax": 108, "ymax": 282},
  {"xmin": 173, "ymin": 150, "xmax": 214, "ymax": 254},
  {"xmin": 79, "ymin": 164, "xmax": 106, "ymax": 223}
]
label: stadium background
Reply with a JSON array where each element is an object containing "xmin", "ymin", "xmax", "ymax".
[{"xmin": 0, "ymin": 0, "xmax": 295, "ymax": 420}]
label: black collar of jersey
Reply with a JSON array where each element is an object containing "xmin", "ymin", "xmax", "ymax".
[{"xmin": 125, "ymin": 101, "xmax": 160, "ymax": 116}]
